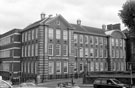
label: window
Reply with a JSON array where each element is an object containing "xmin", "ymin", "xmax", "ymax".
[
  {"xmin": 32, "ymin": 29, "xmax": 35, "ymax": 40},
  {"xmin": 117, "ymin": 62, "xmax": 121, "ymax": 71},
  {"xmin": 95, "ymin": 62, "xmax": 99, "ymax": 71},
  {"xmin": 56, "ymin": 20, "xmax": 60, "ymax": 25},
  {"xmin": 25, "ymin": 32, "xmax": 27, "ymax": 42},
  {"xmin": 28, "ymin": 45, "xmax": 31, "ymax": 56},
  {"xmin": 22, "ymin": 46, "xmax": 24, "ymax": 57},
  {"xmin": 24, "ymin": 62, "xmax": 26, "ymax": 73},
  {"xmin": 112, "ymin": 49, "xmax": 115, "ymax": 58},
  {"xmin": 28, "ymin": 31, "xmax": 31, "ymax": 41},
  {"xmin": 99, "ymin": 37, "xmax": 103, "ymax": 45},
  {"xmin": 100, "ymin": 62, "xmax": 104, "ymax": 71},
  {"xmin": 95, "ymin": 37, "xmax": 98, "ymax": 45},
  {"xmin": 56, "ymin": 61, "xmax": 61, "ymax": 74},
  {"xmin": 21, "ymin": 62, "xmax": 23, "ymax": 72},
  {"xmin": 99, "ymin": 49, "xmax": 103, "ymax": 58},
  {"xmin": 63, "ymin": 30, "xmax": 68, "ymax": 40},
  {"xmin": 111, "ymin": 38, "xmax": 114, "ymax": 46},
  {"xmin": 22, "ymin": 33, "xmax": 24, "ymax": 42},
  {"xmin": 90, "ymin": 48, "xmax": 94, "ymax": 57},
  {"xmin": 35, "ymin": 28, "xmax": 38, "ymax": 39},
  {"xmin": 104, "ymin": 38, "xmax": 107, "ymax": 45},
  {"xmin": 31, "ymin": 44, "xmax": 34, "ymax": 56},
  {"xmin": 85, "ymin": 48, "xmax": 88, "ymax": 58},
  {"xmin": 48, "ymin": 28, "xmax": 54, "ymax": 39},
  {"xmin": 90, "ymin": 61, "xmax": 94, "ymax": 71},
  {"xmin": 84, "ymin": 35, "xmax": 88, "ymax": 44},
  {"xmin": 113, "ymin": 62, "xmax": 116, "ymax": 71},
  {"xmin": 63, "ymin": 44, "xmax": 68, "ymax": 56},
  {"xmin": 49, "ymin": 61, "xmax": 54, "ymax": 74},
  {"xmin": 95, "ymin": 48, "xmax": 98, "ymax": 58},
  {"xmin": 123, "ymin": 40, "xmax": 125, "ymax": 48},
  {"xmin": 116, "ymin": 49, "xmax": 119, "ymax": 58},
  {"xmin": 79, "ymin": 35, "xmax": 83, "ymax": 43},
  {"xmin": 80, "ymin": 62, "xmax": 83, "ymax": 72},
  {"xmin": 74, "ymin": 47, "xmax": 78, "ymax": 57},
  {"xmin": 63, "ymin": 62, "xmax": 68, "ymax": 73},
  {"xmin": 56, "ymin": 29, "xmax": 61, "ymax": 39},
  {"xmin": 35, "ymin": 43, "xmax": 38, "ymax": 56},
  {"xmin": 79, "ymin": 47, "xmax": 83, "ymax": 57},
  {"xmin": 27, "ymin": 62, "xmax": 30, "ymax": 73},
  {"xmin": 119, "ymin": 39, "xmax": 122, "ymax": 47},
  {"xmin": 56, "ymin": 44, "xmax": 61, "ymax": 56},
  {"xmin": 121, "ymin": 62, "xmax": 124, "ymax": 71},
  {"xmin": 104, "ymin": 49, "xmax": 107, "ymax": 58},
  {"xmin": 25, "ymin": 46, "xmax": 27, "ymax": 57},
  {"xmin": 74, "ymin": 34, "xmax": 78, "ymax": 43},
  {"xmin": 116, "ymin": 39, "xmax": 119, "ymax": 46},
  {"xmin": 89, "ymin": 36, "xmax": 94, "ymax": 44},
  {"xmin": 35, "ymin": 62, "xmax": 37, "ymax": 74},
  {"xmin": 48, "ymin": 44, "xmax": 53, "ymax": 56},
  {"xmin": 31, "ymin": 62, "xmax": 33, "ymax": 73},
  {"xmin": 120, "ymin": 49, "xmax": 123, "ymax": 58}
]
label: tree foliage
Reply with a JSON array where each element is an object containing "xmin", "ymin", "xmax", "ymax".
[{"xmin": 119, "ymin": 0, "xmax": 135, "ymax": 32}]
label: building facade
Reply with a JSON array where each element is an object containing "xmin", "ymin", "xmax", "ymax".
[
  {"xmin": 0, "ymin": 14, "xmax": 127, "ymax": 82},
  {"xmin": 0, "ymin": 29, "xmax": 21, "ymax": 80}
]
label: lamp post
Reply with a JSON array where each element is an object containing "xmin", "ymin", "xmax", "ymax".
[{"xmin": 71, "ymin": 63, "xmax": 74, "ymax": 86}]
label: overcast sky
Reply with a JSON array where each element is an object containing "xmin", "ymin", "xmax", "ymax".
[{"xmin": 0, "ymin": 0, "xmax": 127, "ymax": 34}]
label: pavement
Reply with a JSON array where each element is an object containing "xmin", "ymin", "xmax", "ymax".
[{"xmin": 38, "ymin": 78, "xmax": 93, "ymax": 87}]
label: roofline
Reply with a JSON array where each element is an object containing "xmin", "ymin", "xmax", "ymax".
[
  {"xmin": 106, "ymin": 30, "xmax": 127, "ymax": 39},
  {"xmin": 74, "ymin": 31, "xmax": 107, "ymax": 37}
]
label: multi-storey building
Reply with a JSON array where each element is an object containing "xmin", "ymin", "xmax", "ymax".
[
  {"xmin": 20, "ymin": 14, "xmax": 127, "ymax": 81},
  {"xmin": 0, "ymin": 14, "xmax": 127, "ymax": 82},
  {"xmin": 105, "ymin": 26, "xmax": 126, "ymax": 71},
  {"xmin": 0, "ymin": 29, "xmax": 21, "ymax": 80}
]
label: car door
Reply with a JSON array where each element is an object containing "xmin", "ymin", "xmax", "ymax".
[
  {"xmin": 100, "ymin": 79, "xmax": 108, "ymax": 88},
  {"xmin": 107, "ymin": 80, "xmax": 119, "ymax": 88}
]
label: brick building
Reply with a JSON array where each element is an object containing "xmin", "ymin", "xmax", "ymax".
[
  {"xmin": 20, "ymin": 14, "xmax": 127, "ymax": 81},
  {"xmin": 0, "ymin": 14, "xmax": 127, "ymax": 82},
  {"xmin": 0, "ymin": 29, "xmax": 21, "ymax": 80}
]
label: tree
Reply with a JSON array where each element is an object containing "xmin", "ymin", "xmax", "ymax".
[{"xmin": 119, "ymin": 0, "xmax": 135, "ymax": 33}]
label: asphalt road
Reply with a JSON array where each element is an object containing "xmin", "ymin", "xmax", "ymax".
[{"xmin": 37, "ymin": 78, "xmax": 93, "ymax": 88}]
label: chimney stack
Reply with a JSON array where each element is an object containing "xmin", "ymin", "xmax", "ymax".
[
  {"xmin": 49, "ymin": 14, "xmax": 53, "ymax": 18},
  {"xmin": 102, "ymin": 24, "xmax": 106, "ymax": 31},
  {"xmin": 41, "ymin": 13, "xmax": 45, "ymax": 20},
  {"xmin": 107, "ymin": 23, "xmax": 121, "ymax": 31},
  {"xmin": 77, "ymin": 19, "xmax": 81, "ymax": 25}
]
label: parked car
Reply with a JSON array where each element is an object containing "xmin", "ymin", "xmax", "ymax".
[
  {"xmin": 57, "ymin": 82, "xmax": 80, "ymax": 88},
  {"xmin": 0, "ymin": 76, "xmax": 12, "ymax": 88},
  {"xmin": 93, "ymin": 78, "xmax": 130, "ymax": 88}
]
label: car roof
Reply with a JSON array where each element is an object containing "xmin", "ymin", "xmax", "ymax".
[{"xmin": 95, "ymin": 78, "xmax": 116, "ymax": 80}]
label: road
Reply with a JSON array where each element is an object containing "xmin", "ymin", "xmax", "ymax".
[{"xmin": 37, "ymin": 78, "xmax": 93, "ymax": 88}]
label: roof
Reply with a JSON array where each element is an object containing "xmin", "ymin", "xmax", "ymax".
[
  {"xmin": 122, "ymin": 29, "xmax": 129, "ymax": 34},
  {"xmin": 105, "ymin": 30, "xmax": 126, "ymax": 39},
  {"xmin": 105, "ymin": 30, "xmax": 115, "ymax": 35},
  {"xmin": 22, "ymin": 15, "xmax": 72, "ymax": 32},
  {"xmin": 0, "ymin": 29, "xmax": 21, "ymax": 38},
  {"xmin": 22, "ymin": 17, "xmax": 52, "ymax": 32},
  {"xmin": 23, "ymin": 20, "xmax": 43, "ymax": 30},
  {"xmin": 71, "ymin": 24, "xmax": 106, "ymax": 36}
]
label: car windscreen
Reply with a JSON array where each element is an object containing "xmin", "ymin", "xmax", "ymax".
[{"xmin": 112, "ymin": 79, "xmax": 121, "ymax": 84}]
